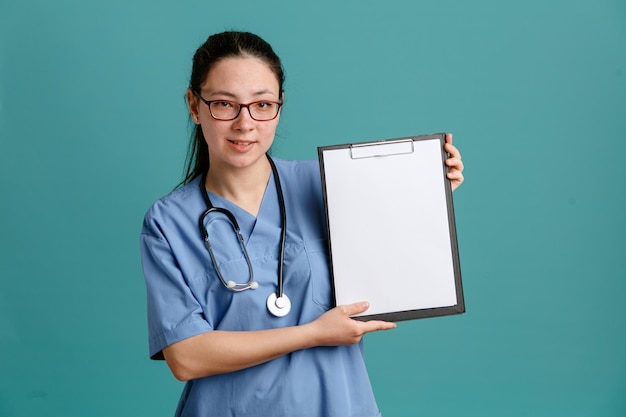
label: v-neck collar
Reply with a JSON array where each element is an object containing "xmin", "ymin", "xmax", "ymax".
[{"xmin": 205, "ymin": 170, "xmax": 282, "ymax": 246}]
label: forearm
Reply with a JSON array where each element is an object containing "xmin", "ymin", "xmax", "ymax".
[
  {"xmin": 163, "ymin": 302, "xmax": 395, "ymax": 381},
  {"xmin": 163, "ymin": 323, "xmax": 319, "ymax": 381}
]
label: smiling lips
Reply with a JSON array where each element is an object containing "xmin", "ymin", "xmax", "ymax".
[{"xmin": 228, "ymin": 139, "xmax": 255, "ymax": 152}]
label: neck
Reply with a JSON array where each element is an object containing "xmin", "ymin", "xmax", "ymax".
[{"xmin": 204, "ymin": 156, "xmax": 272, "ymax": 216}]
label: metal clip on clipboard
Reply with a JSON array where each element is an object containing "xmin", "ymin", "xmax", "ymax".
[{"xmin": 349, "ymin": 138, "xmax": 415, "ymax": 159}]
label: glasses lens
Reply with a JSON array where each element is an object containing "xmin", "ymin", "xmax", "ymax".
[
  {"xmin": 209, "ymin": 101, "xmax": 240, "ymax": 120},
  {"xmin": 248, "ymin": 102, "xmax": 280, "ymax": 121}
]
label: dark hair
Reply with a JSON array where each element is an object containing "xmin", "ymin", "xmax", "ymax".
[{"xmin": 179, "ymin": 31, "xmax": 285, "ymax": 186}]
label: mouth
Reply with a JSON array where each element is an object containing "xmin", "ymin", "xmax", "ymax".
[{"xmin": 228, "ymin": 139, "xmax": 253, "ymax": 146}]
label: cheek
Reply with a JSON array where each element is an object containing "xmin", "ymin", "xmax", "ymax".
[
  {"xmin": 261, "ymin": 120, "xmax": 279, "ymax": 139},
  {"xmin": 200, "ymin": 122, "xmax": 225, "ymax": 144}
]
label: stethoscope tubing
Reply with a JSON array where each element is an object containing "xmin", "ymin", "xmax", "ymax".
[
  {"xmin": 198, "ymin": 155, "xmax": 287, "ymax": 299},
  {"xmin": 198, "ymin": 206, "xmax": 256, "ymax": 291}
]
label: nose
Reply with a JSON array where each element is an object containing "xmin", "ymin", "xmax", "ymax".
[{"xmin": 231, "ymin": 105, "xmax": 255, "ymax": 129}]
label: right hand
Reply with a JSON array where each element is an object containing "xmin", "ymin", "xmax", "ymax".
[
  {"xmin": 309, "ymin": 301, "xmax": 397, "ymax": 346},
  {"xmin": 163, "ymin": 301, "xmax": 397, "ymax": 381}
]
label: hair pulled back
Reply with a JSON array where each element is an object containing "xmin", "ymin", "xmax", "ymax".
[{"xmin": 180, "ymin": 31, "xmax": 285, "ymax": 186}]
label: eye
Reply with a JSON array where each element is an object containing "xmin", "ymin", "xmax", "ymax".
[
  {"xmin": 213, "ymin": 101, "xmax": 234, "ymax": 108},
  {"xmin": 254, "ymin": 101, "xmax": 273, "ymax": 110}
]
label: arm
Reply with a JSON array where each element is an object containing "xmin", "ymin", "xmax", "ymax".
[
  {"xmin": 444, "ymin": 133, "xmax": 465, "ymax": 191},
  {"xmin": 163, "ymin": 301, "xmax": 396, "ymax": 381}
]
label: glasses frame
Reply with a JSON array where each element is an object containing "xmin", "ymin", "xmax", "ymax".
[{"xmin": 193, "ymin": 90, "xmax": 282, "ymax": 121}]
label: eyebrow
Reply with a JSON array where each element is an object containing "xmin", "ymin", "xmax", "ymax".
[{"xmin": 202, "ymin": 89, "xmax": 278, "ymax": 99}]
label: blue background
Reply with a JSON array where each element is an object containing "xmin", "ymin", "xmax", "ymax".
[{"xmin": 1, "ymin": 0, "xmax": 625, "ymax": 416}]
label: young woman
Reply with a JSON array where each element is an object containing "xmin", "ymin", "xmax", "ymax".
[{"xmin": 140, "ymin": 31, "xmax": 464, "ymax": 417}]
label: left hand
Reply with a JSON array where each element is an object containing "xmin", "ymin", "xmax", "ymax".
[{"xmin": 444, "ymin": 133, "xmax": 464, "ymax": 191}]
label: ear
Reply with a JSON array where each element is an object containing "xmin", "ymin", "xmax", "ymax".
[
  {"xmin": 278, "ymin": 91, "xmax": 285, "ymax": 114},
  {"xmin": 186, "ymin": 89, "xmax": 200, "ymax": 124}
]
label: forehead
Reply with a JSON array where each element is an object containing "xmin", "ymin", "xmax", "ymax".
[{"xmin": 201, "ymin": 56, "xmax": 280, "ymax": 97}]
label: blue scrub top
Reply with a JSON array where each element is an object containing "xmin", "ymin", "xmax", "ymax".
[{"xmin": 140, "ymin": 159, "xmax": 381, "ymax": 417}]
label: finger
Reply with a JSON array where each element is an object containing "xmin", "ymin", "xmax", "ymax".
[
  {"xmin": 447, "ymin": 166, "xmax": 464, "ymax": 177},
  {"xmin": 447, "ymin": 171, "xmax": 464, "ymax": 182},
  {"xmin": 446, "ymin": 157, "xmax": 464, "ymax": 171},
  {"xmin": 444, "ymin": 143, "xmax": 461, "ymax": 159},
  {"xmin": 340, "ymin": 301, "xmax": 371, "ymax": 317},
  {"xmin": 445, "ymin": 133, "xmax": 453, "ymax": 145},
  {"xmin": 447, "ymin": 160, "xmax": 464, "ymax": 175},
  {"xmin": 448, "ymin": 170, "xmax": 465, "ymax": 190}
]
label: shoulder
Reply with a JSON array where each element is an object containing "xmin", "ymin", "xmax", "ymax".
[
  {"xmin": 271, "ymin": 158, "xmax": 326, "ymax": 229},
  {"xmin": 271, "ymin": 158, "xmax": 321, "ymax": 187},
  {"xmin": 271, "ymin": 157, "xmax": 318, "ymax": 171},
  {"xmin": 141, "ymin": 177, "xmax": 204, "ymax": 238}
]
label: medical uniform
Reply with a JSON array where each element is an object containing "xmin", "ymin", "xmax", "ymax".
[{"xmin": 140, "ymin": 158, "xmax": 381, "ymax": 417}]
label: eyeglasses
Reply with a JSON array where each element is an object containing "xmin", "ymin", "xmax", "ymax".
[{"xmin": 193, "ymin": 91, "xmax": 282, "ymax": 121}]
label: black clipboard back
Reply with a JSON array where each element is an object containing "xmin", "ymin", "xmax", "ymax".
[{"xmin": 318, "ymin": 133, "xmax": 464, "ymax": 322}]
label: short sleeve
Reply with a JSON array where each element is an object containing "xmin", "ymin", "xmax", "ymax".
[{"xmin": 140, "ymin": 216, "xmax": 213, "ymax": 360}]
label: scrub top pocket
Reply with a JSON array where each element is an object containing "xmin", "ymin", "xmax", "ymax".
[{"xmin": 304, "ymin": 238, "xmax": 332, "ymax": 310}]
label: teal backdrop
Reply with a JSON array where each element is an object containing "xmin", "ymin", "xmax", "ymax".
[{"xmin": 1, "ymin": 0, "xmax": 625, "ymax": 416}]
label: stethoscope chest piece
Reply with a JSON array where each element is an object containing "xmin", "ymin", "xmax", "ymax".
[{"xmin": 267, "ymin": 292, "xmax": 291, "ymax": 317}]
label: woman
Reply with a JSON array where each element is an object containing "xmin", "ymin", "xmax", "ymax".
[{"xmin": 140, "ymin": 31, "xmax": 464, "ymax": 417}]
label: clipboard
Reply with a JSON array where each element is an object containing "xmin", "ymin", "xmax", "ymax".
[{"xmin": 317, "ymin": 133, "xmax": 464, "ymax": 322}]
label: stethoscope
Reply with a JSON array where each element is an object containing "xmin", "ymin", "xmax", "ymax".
[{"xmin": 198, "ymin": 155, "xmax": 291, "ymax": 317}]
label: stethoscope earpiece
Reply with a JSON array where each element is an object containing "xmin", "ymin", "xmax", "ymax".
[{"xmin": 227, "ymin": 280, "xmax": 258, "ymax": 290}]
